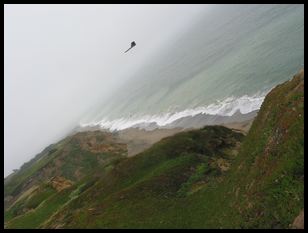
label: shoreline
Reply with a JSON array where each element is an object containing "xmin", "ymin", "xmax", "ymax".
[
  {"xmin": 75, "ymin": 110, "xmax": 258, "ymax": 157},
  {"xmin": 114, "ymin": 115, "xmax": 256, "ymax": 157}
]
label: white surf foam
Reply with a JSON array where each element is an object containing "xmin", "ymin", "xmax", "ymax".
[{"xmin": 79, "ymin": 91, "xmax": 269, "ymax": 132}]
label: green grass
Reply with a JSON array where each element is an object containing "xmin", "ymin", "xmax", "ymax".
[
  {"xmin": 4, "ymin": 149, "xmax": 58, "ymax": 197},
  {"xmin": 39, "ymin": 126, "xmax": 243, "ymax": 228},
  {"xmin": 5, "ymin": 184, "xmax": 56, "ymax": 222},
  {"xmin": 5, "ymin": 187, "xmax": 74, "ymax": 229},
  {"xmin": 219, "ymin": 72, "xmax": 304, "ymax": 229}
]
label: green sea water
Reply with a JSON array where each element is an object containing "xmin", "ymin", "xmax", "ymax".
[{"xmin": 81, "ymin": 4, "xmax": 304, "ymax": 130}]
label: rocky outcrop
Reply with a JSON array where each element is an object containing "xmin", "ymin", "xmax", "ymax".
[{"xmin": 49, "ymin": 176, "xmax": 73, "ymax": 192}]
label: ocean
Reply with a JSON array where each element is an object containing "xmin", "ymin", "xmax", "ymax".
[{"xmin": 80, "ymin": 4, "xmax": 304, "ymax": 131}]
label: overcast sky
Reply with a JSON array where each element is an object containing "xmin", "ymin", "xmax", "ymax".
[{"xmin": 4, "ymin": 4, "xmax": 210, "ymax": 177}]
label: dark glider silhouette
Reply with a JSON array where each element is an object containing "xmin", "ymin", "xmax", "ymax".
[{"xmin": 124, "ymin": 41, "xmax": 136, "ymax": 53}]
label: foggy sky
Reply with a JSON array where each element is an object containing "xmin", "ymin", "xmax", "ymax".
[{"xmin": 4, "ymin": 4, "xmax": 210, "ymax": 177}]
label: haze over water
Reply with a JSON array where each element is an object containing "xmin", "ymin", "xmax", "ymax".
[{"xmin": 80, "ymin": 4, "xmax": 304, "ymax": 131}]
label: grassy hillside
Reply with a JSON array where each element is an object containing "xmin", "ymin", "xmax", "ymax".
[
  {"xmin": 4, "ymin": 131, "xmax": 127, "ymax": 228},
  {"xmin": 228, "ymin": 69, "xmax": 304, "ymax": 228},
  {"xmin": 41, "ymin": 125, "xmax": 244, "ymax": 228},
  {"xmin": 4, "ymin": 70, "xmax": 304, "ymax": 229}
]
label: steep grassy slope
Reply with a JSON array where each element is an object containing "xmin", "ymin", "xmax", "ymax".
[
  {"xmin": 4, "ymin": 131, "xmax": 127, "ymax": 228},
  {"xmin": 227, "ymin": 69, "xmax": 304, "ymax": 228}
]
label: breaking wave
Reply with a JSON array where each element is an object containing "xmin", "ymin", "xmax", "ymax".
[{"xmin": 79, "ymin": 91, "xmax": 269, "ymax": 131}]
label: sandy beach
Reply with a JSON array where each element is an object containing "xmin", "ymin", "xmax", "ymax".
[{"xmin": 115, "ymin": 116, "xmax": 255, "ymax": 157}]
